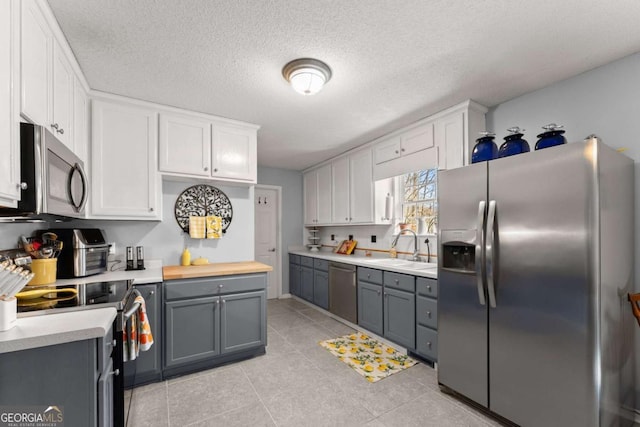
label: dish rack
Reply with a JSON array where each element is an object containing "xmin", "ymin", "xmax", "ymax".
[{"xmin": 307, "ymin": 227, "xmax": 321, "ymax": 252}]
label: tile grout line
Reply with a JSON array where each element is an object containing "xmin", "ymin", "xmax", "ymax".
[{"xmin": 239, "ymin": 364, "xmax": 280, "ymax": 427}]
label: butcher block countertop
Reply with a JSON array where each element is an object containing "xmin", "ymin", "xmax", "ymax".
[{"xmin": 163, "ymin": 261, "xmax": 273, "ymax": 281}]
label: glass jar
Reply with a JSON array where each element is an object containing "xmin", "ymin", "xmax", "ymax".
[
  {"xmin": 471, "ymin": 131, "xmax": 498, "ymax": 163},
  {"xmin": 498, "ymin": 127, "xmax": 530, "ymax": 158},
  {"xmin": 535, "ymin": 123, "xmax": 566, "ymax": 150}
]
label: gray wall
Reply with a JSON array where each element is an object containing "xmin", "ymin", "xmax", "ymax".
[
  {"xmin": 257, "ymin": 166, "xmax": 303, "ymax": 294},
  {"xmin": 0, "ymin": 180, "xmax": 255, "ymax": 267},
  {"xmin": 487, "ymin": 50, "xmax": 640, "ymax": 412}
]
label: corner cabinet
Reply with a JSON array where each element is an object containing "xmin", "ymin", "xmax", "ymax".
[
  {"xmin": 91, "ymin": 99, "xmax": 161, "ymax": 220},
  {"xmin": 159, "ymin": 112, "xmax": 258, "ymax": 184},
  {"xmin": 163, "ymin": 273, "xmax": 267, "ymax": 377},
  {"xmin": 0, "ymin": 0, "xmax": 21, "ymax": 207}
]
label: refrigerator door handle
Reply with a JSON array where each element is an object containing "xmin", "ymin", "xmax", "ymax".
[
  {"xmin": 486, "ymin": 200, "xmax": 497, "ymax": 308},
  {"xmin": 476, "ymin": 201, "xmax": 486, "ymax": 306}
]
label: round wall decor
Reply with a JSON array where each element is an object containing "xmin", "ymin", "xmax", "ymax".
[{"xmin": 174, "ymin": 184, "xmax": 233, "ymax": 234}]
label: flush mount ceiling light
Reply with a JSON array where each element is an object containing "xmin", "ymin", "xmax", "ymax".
[{"xmin": 282, "ymin": 58, "xmax": 332, "ymax": 96}]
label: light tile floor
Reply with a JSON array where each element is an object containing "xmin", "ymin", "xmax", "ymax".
[{"xmin": 125, "ymin": 298, "xmax": 502, "ymax": 427}]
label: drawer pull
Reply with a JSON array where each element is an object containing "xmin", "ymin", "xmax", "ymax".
[
  {"xmin": 427, "ymin": 311, "xmax": 431, "ymax": 318},
  {"xmin": 427, "ymin": 341, "xmax": 432, "ymax": 348},
  {"xmin": 377, "ymin": 289, "xmax": 381, "ymax": 296},
  {"xmin": 218, "ymin": 284, "xmax": 224, "ymax": 289},
  {"xmin": 394, "ymin": 279, "xmax": 399, "ymax": 284},
  {"xmin": 427, "ymin": 285, "xmax": 431, "ymax": 291}
]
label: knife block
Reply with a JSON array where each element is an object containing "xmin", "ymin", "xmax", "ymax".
[{"xmin": 0, "ymin": 297, "xmax": 17, "ymax": 331}]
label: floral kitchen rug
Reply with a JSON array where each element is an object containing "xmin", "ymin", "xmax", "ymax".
[{"xmin": 319, "ymin": 333, "xmax": 417, "ymax": 383}]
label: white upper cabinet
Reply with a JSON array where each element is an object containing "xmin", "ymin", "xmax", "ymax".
[
  {"xmin": 331, "ymin": 156, "xmax": 350, "ymax": 224},
  {"xmin": 51, "ymin": 39, "xmax": 73, "ymax": 147},
  {"xmin": 303, "ymin": 163, "xmax": 332, "ymax": 226},
  {"xmin": 374, "ymin": 122, "xmax": 434, "ymax": 165},
  {"xmin": 159, "ymin": 114, "xmax": 257, "ymax": 184},
  {"xmin": 348, "ymin": 148, "xmax": 374, "ymax": 223},
  {"xmin": 21, "ymin": 0, "xmax": 51, "ymax": 126},
  {"xmin": 159, "ymin": 113, "xmax": 211, "ymax": 177},
  {"xmin": 329, "ymin": 148, "xmax": 375, "ymax": 225},
  {"xmin": 0, "ymin": 0, "xmax": 20, "ymax": 207},
  {"xmin": 434, "ymin": 101, "xmax": 487, "ymax": 170},
  {"xmin": 73, "ymin": 76, "xmax": 89, "ymax": 164},
  {"xmin": 91, "ymin": 99, "xmax": 160, "ymax": 220},
  {"xmin": 303, "ymin": 170, "xmax": 318, "ymax": 225},
  {"xmin": 316, "ymin": 164, "xmax": 332, "ymax": 224},
  {"xmin": 211, "ymin": 123, "xmax": 257, "ymax": 183}
]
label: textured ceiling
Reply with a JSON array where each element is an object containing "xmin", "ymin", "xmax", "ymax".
[{"xmin": 48, "ymin": 0, "xmax": 640, "ymax": 170}]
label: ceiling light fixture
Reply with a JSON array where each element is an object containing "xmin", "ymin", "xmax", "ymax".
[{"xmin": 282, "ymin": 58, "xmax": 332, "ymax": 96}]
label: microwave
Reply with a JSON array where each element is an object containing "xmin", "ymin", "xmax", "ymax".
[{"xmin": 0, "ymin": 123, "xmax": 88, "ymax": 219}]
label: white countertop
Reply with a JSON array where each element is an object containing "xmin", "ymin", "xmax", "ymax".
[
  {"xmin": 288, "ymin": 248, "xmax": 437, "ymax": 279},
  {"xmin": 0, "ymin": 307, "xmax": 117, "ymax": 354},
  {"xmin": 53, "ymin": 259, "xmax": 163, "ymax": 286}
]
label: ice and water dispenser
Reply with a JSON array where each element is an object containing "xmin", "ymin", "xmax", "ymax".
[{"xmin": 440, "ymin": 230, "xmax": 477, "ymax": 273}]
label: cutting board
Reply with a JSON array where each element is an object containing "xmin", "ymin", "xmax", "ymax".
[{"xmin": 163, "ymin": 261, "xmax": 272, "ymax": 281}]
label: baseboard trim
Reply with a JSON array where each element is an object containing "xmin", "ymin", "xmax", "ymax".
[{"xmin": 278, "ymin": 293, "xmax": 292, "ymax": 299}]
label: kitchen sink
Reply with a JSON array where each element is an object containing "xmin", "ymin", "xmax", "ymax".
[{"xmin": 364, "ymin": 258, "xmax": 437, "ymax": 270}]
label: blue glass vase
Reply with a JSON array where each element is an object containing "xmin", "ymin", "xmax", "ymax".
[
  {"xmin": 471, "ymin": 132, "xmax": 498, "ymax": 163},
  {"xmin": 498, "ymin": 127, "xmax": 530, "ymax": 158},
  {"xmin": 535, "ymin": 123, "xmax": 566, "ymax": 150}
]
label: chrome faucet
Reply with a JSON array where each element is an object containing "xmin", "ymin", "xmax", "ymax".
[{"xmin": 391, "ymin": 229, "xmax": 421, "ymax": 261}]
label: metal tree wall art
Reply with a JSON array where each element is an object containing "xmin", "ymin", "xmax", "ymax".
[{"xmin": 174, "ymin": 185, "xmax": 233, "ymax": 234}]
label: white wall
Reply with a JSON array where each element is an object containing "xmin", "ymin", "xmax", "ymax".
[
  {"xmin": 0, "ymin": 180, "xmax": 255, "ymax": 266},
  {"xmin": 257, "ymin": 166, "xmax": 303, "ymax": 294},
  {"xmin": 487, "ymin": 50, "xmax": 640, "ymax": 412}
]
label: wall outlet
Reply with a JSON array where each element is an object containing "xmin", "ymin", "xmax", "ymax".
[
  {"xmin": 348, "ymin": 234, "xmax": 353, "ymax": 240},
  {"xmin": 331, "ymin": 234, "xmax": 335, "ymax": 241},
  {"xmin": 108, "ymin": 242, "xmax": 116, "ymax": 255},
  {"xmin": 371, "ymin": 235, "xmax": 377, "ymax": 243}
]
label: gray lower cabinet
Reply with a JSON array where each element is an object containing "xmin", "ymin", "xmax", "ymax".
[
  {"xmin": 164, "ymin": 273, "xmax": 267, "ymax": 376},
  {"xmin": 165, "ymin": 296, "xmax": 220, "ymax": 367},
  {"xmin": 300, "ymin": 265, "xmax": 314, "ymax": 301},
  {"xmin": 414, "ymin": 277, "xmax": 438, "ymax": 362},
  {"xmin": 313, "ymin": 270, "xmax": 329, "ymax": 309},
  {"xmin": 289, "ymin": 255, "xmax": 301, "ymax": 296},
  {"xmin": 0, "ymin": 330, "xmax": 112, "ymax": 426},
  {"xmin": 124, "ymin": 282, "xmax": 162, "ymax": 388},
  {"xmin": 358, "ymin": 281, "xmax": 383, "ymax": 335},
  {"xmin": 384, "ymin": 287, "xmax": 416, "ymax": 349},
  {"xmin": 220, "ymin": 290, "xmax": 267, "ymax": 353}
]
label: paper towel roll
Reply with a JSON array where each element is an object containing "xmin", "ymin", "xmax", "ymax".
[
  {"xmin": 0, "ymin": 297, "xmax": 17, "ymax": 331},
  {"xmin": 385, "ymin": 193, "xmax": 394, "ymax": 221}
]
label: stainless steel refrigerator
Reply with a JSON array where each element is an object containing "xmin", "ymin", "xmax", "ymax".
[{"xmin": 437, "ymin": 136, "xmax": 635, "ymax": 427}]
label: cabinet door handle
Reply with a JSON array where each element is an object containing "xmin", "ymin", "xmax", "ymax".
[
  {"xmin": 268, "ymin": 248, "xmax": 276, "ymax": 252},
  {"xmin": 395, "ymin": 150, "xmax": 399, "ymax": 154},
  {"xmin": 367, "ymin": 274, "xmax": 371, "ymax": 279},
  {"xmin": 58, "ymin": 128, "xmax": 64, "ymax": 134},
  {"xmin": 401, "ymin": 148, "xmax": 405, "ymax": 152},
  {"xmin": 218, "ymin": 284, "xmax": 224, "ymax": 289},
  {"xmin": 51, "ymin": 123, "xmax": 59, "ymax": 130},
  {"xmin": 427, "ymin": 341, "xmax": 432, "ymax": 348},
  {"xmin": 109, "ymin": 369, "xmax": 120, "ymax": 377},
  {"xmin": 149, "ymin": 290, "xmax": 155, "ymax": 296},
  {"xmin": 214, "ymin": 168, "xmax": 218, "ymax": 172},
  {"xmin": 149, "ymin": 207, "xmax": 154, "ymax": 212},
  {"xmin": 427, "ymin": 311, "xmax": 431, "ymax": 318},
  {"xmin": 204, "ymin": 166, "xmax": 209, "ymax": 171},
  {"xmin": 394, "ymin": 279, "xmax": 399, "ymax": 284},
  {"xmin": 107, "ymin": 339, "xmax": 117, "ymax": 348},
  {"xmin": 17, "ymin": 182, "xmax": 27, "ymax": 190},
  {"xmin": 377, "ymin": 289, "xmax": 381, "ymax": 296},
  {"xmin": 221, "ymin": 299, "xmax": 226, "ymax": 305},
  {"xmin": 215, "ymin": 299, "xmax": 220, "ymax": 305},
  {"xmin": 427, "ymin": 285, "xmax": 431, "ymax": 291},
  {"xmin": 345, "ymin": 217, "xmax": 348, "ymax": 221}
]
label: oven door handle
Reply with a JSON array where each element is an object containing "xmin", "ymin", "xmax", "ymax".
[{"xmin": 123, "ymin": 301, "xmax": 142, "ymax": 321}]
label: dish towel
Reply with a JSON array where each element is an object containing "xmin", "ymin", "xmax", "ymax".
[
  {"xmin": 206, "ymin": 215, "xmax": 222, "ymax": 239},
  {"xmin": 189, "ymin": 216, "xmax": 206, "ymax": 239},
  {"xmin": 123, "ymin": 295, "xmax": 154, "ymax": 362}
]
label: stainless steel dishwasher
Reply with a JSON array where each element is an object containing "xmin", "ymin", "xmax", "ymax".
[{"xmin": 329, "ymin": 262, "xmax": 357, "ymax": 324}]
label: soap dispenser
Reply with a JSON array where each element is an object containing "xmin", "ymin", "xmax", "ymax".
[{"xmin": 181, "ymin": 248, "xmax": 191, "ymax": 266}]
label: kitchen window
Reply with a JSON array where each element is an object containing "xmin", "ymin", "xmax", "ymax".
[{"xmin": 399, "ymin": 169, "xmax": 437, "ymax": 234}]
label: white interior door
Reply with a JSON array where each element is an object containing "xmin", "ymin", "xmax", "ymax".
[{"xmin": 254, "ymin": 186, "xmax": 280, "ymax": 299}]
